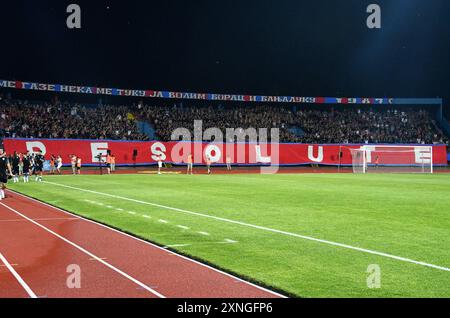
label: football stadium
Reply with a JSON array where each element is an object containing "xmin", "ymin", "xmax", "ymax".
[{"xmin": 0, "ymin": 0, "xmax": 449, "ymax": 307}]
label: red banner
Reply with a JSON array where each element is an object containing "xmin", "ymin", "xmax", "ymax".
[{"xmin": 2, "ymin": 138, "xmax": 447, "ymax": 166}]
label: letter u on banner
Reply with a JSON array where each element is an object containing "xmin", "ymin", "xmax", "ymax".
[{"xmin": 308, "ymin": 146, "xmax": 323, "ymax": 162}]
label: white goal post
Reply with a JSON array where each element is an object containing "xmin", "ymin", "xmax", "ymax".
[{"xmin": 349, "ymin": 145, "xmax": 433, "ymax": 174}]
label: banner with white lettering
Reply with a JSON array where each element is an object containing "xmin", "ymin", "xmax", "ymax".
[
  {"xmin": 0, "ymin": 79, "xmax": 401, "ymax": 105},
  {"xmin": 3, "ymin": 138, "xmax": 447, "ymax": 166}
]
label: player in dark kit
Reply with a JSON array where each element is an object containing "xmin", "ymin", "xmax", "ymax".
[
  {"xmin": 22, "ymin": 153, "xmax": 31, "ymax": 183},
  {"xmin": 34, "ymin": 151, "xmax": 45, "ymax": 182},
  {"xmin": 0, "ymin": 149, "xmax": 13, "ymax": 201},
  {"xmin": 11, "ymin": 152, "xmax": 20, "ymax": 183}
]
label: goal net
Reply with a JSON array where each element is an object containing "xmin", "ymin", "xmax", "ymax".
[{"xmin": 349, "ymin": 145, "xmax": 433, "ymax": 174}]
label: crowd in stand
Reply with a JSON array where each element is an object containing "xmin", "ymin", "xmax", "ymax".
[
  {"xmin": 138, "ymin": 104, "xmax": 449, "ymax": 145},
  {"xmin": 0, "ymin": 99, "xmax": 147, "ymax": 140},
  {"xmin": 136, "ymin": 104, "xmax": 298, "ymax": 142},
  {"xmin": 0, "ymin": 97, "xmax": 448, "ymax": 145},
  {"xmin": 292, "ymin": 108, "xmax": 448, "ymax": 144}
]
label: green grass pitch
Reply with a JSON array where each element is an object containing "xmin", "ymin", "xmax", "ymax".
[{"xmin": 9, "ymin": 173, "xmax": 450, "ymax": 297}]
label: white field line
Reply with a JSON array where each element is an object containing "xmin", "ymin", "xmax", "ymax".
[
  {"xmin": 42, "ymin": 181, "xmax": 450, "ymax": 273},
  {"xmin": 0, "ymin": 202, "xmax": 166, "ymax": 298},
  {"xmin": 84, "ymin": 200, "xmax": 137, "ymax": 216},
  {"xmin": 9, "ymin": 190, "xmax": 286, "ymax": 298},
  {"xmin": 164, "ymin": 240, "xmax": 238, "ymax": 249},
  {"xmin": 0, "ymin": 252, "xmax": 37, "ymax": 298}
]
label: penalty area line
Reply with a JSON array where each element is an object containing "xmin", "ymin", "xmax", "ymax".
[{"xmin": 38, "ymin": 181, "xmax": 450, "ymax": 273}]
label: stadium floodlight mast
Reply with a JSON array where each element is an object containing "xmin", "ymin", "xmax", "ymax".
[
  {"xmin": 170, "ymin": 120, "xmax": 280, "ymax": 174},
  {"xmin": 349, "ymin": 145, "xmax": 434, "ymax": 174}
]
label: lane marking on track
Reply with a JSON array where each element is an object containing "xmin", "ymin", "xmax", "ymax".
[
  {"xmin": 11, "ymin": 190, "xmax": 285, "ymax": 298},
  {"xmin": 0, "ymin": 217, "xmax": 79, "ymax": 223},
  {"xmin": 10, "ymin": 190, "xmax": 286, "ymax": 298},
  {"xmin": 0, "ymin": 252, "xmax": 37, "ymax": 298},
  {"xmin": 89, "ymin": 257, "xmax": 107, "ymax": 261},
  {"xmin": 41, "ymin": 181, "xmax": 450, "ymax": 273},
  {"xmin": 0, "ymin": 202, "xmax": 166, "ymax": 298}
]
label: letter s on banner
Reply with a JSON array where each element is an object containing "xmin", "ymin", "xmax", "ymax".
[
  {"xmin": 151, "ymin": 142, "xmax": 167, "ymax": 161},
  {"xmin": 307, "ymin": 146, "xmax": 323, "ymax": 162},
  {"xmin": 26, "ymin": 141, "xmax": 47, "ymax": 155},
  {"xmin": 91, "ymin": 143, "xmax": 108, "ymax": 163}
]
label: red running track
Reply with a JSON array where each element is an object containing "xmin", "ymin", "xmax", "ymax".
[{"xmin": 0, "ymin": 190, "xmax": 284, "ymax": 298}]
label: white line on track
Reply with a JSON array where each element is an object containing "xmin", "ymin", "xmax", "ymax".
[
  {"xmin": 41, "ymin": 181, "xmax": 450, "ymax": 273},
  {"xmin": 0, "ymin": 217, "xmax": 79, "ymax": 223},
  {"xmin": 0, "ymin": 202, "xmax": 166, "ymax": 298},
  {"xmin": 0, "ymin": 251, "xmax": 37, "ymax": 298},
  {"xmin": 9, "ymin": 190, "xmax": 285, "ymax": 298}
]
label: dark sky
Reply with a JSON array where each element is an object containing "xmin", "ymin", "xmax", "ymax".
[{"xmin": 0, "ymin": 0, "xmax": 449, "ymax": 105}]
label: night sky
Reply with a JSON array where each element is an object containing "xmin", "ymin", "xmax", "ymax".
[{"xmin": 0, "ymin": 0, "xmax": 449, "ymax": 109}]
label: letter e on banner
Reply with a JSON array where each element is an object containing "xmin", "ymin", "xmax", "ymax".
[{"xmin": 91, "ymin": 143, "xmax": 108, "ymax": 163}]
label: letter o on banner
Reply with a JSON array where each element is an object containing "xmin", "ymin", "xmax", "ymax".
[{"xmin": 204, "ymin": 144, "xmax": 221, "ymax": 163}]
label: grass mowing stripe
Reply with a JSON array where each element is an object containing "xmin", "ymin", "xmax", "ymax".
[{"xmin": 43, "ymin": 180, "xmax": 450, "ymax": 273}]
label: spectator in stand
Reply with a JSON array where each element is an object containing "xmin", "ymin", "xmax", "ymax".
[{"xmin": 0, "ymin": 97, "xmax": 448, "ymax": 145}]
